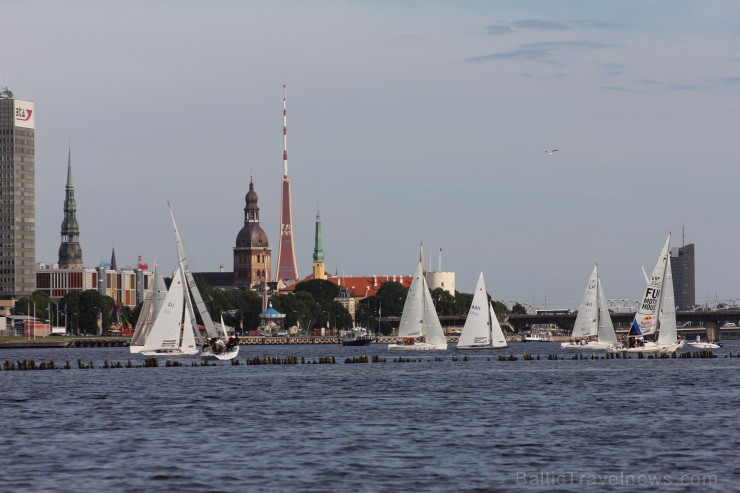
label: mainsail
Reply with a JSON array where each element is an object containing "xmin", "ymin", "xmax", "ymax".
[
  {"xmin": 168, "ymin": 203, "xmax": 218, "ymax": 339},
  {"xmin": 633, "ymin": 234, "xmax": 671, "ymax": 336},
  {"xmin": 571, "ymin": 265, "xmax": 599, "ymax": 338},
  {"xmin": 657, "ymin": 256, "xmax": 677, "ymax": 346}
]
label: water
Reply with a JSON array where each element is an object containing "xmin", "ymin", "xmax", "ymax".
[{"xmin": 1, "ymin": 342, "xmax": 739, "ymax": 492}]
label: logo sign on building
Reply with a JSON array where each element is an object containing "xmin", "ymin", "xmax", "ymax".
[{"xmin": 14, "ymin": 100, "xmax": 35, "ymax": 129}]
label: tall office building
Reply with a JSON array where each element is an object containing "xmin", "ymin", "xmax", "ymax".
[
  {"xmin": 0, "ymin": 87, "xmax": 35, "ymax": 298},
  {"xmin": 671, "ymin": 243, "xmax": 695, "ymax": 309}
]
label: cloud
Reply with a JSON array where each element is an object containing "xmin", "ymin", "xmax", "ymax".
[
  {"xmin": 512, "ymin": 19, "xmax": 569, "ymax": 31},
  {"xmin": 720, "ymin": 77, "xmax": 740, "ymax": 85},
  {"xmin": 466, "ymin": 40, "xmax": 611, "ymax": 64},
  {"xmin": 572, "ymin": 19, "xmax": 622, "ymax": 29},
  {"xmin": 484, "ymin": 24, "xmax": 513, "ymax": 35},
  {"xmin": 634, "ymin": 79, "xmax": 699, "ymax": 91},
  {"xmin": 600, "ymin": 86, "xmax": 633, "ymax": 92}
]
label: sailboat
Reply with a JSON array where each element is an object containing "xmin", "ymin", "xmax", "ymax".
[
  {"xmin": 388, "ymin": 245, "xmax": 448, "ymax": 351},
  {"xmin": 138, "ymin": 268, "xmax": 199, "ymax": 356},
  {"xmin": 561, "ymin": 265, "xmax": 619, "ymax": 350},
  {"xmin": 456, "ymin": 272, "xmax": 507, "ymax": 350},
  {"xmin": 610, "ymin": 234, "xmax": 684, "ymax": 354},
  {"xmin": 168, "ymin": 203, "xmax": 239, "ymax": 361},
  {"xmin": 130, "ymin": 263, "xmax": 169, "ymax": 354}
]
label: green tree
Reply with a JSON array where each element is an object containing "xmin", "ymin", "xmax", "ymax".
[
  {"xmin": 511, "ymin": 302, "xmax": 528, "ymax": 315},
  {"xmin": 14, "ymin": 291, "xmax": 52, "ymax": 320},
  {"xmin": 325, "ymin": 300, "xmax": 353, "ymax": 331},
  {"xmin": 431, "ymin": 288, "xmax": 457, "ymax": 315},
  {"xmin": 294, "ymin": 279, "xmax": 340, "ymax": 305},
  {"xmin": 372, "ymin": 281, "xmax": 407, "ymax": 316},
  {"xmin": 453, "ymin": 291, "xmax": 474, "ymax": 315}
]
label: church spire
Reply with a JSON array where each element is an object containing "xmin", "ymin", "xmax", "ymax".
[
  {"xmin": 58, "ymin": 144, "xmax": 83, "ymax": 268},
  {"xmin": 312, "ymin": 208, "xmax": 326, "ymax": 280}
]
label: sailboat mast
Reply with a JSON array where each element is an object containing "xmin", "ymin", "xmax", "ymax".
[{"xmin": 168, "ymin": 203, "xmax": 218, "ymax": 338}]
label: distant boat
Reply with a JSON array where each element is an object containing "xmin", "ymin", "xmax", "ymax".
[
  {"xmin": 561, "ymin": 265, "xmax": 619, "ymax": 350},
  {"xmin": 388, "ymin": 245, "xmax": 448, "ymax": 351},
  {"xmin": 686, "ymin": 335, "xmax": 722, "ymax": 349},
  {"xmin": 129, "ymin": 263, "xmax": 168, "ymax": 354},
  {"xmin": 456, "ymin": 272, "xmax": 507, "ymax": 350},
  {"xmin": 168, "ymin": 203, "xmax": 239, "ymax": 361},
  {"xmin": 523, "ymin": 328, "xmax": 552, "ymax": 342},
  {"xmin": 341, "ymin": 327, "xmax": 373, "ymax": 346},
  {"xmin": 610, "ymin": 235, "xmax": 684, "ymax": 354},
  {"xmin": 138, "ymin": 268, "xmax": 198, "ymax": 356}
]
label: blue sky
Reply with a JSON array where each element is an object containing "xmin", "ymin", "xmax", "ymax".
[{"xmin": 3, "ymin": 1, "xmax": 740, "ymax": 308}]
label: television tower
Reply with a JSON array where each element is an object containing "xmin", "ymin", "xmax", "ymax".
[{"xmin": 275, "ymin": 84, "xmax": 299, "ymax": 282}]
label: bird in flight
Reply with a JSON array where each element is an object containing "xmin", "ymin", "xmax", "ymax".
[{"xmin": 545, "ymin": 149, "xmax": 558, "ymax": 155}]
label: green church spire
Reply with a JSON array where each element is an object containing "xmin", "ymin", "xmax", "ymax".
[{"xmin": 313, "ymin": 209, "xmax": 324, "ymax": 262}]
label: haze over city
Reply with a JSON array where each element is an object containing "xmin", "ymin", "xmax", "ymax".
[{"xmin": 3, "ymin": 1, "xmax": 740, "ymax": 308}]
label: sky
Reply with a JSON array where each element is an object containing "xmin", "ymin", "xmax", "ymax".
[{"xmin": 3, "ymin": 0, "xmax": 740, "ymax": 309}]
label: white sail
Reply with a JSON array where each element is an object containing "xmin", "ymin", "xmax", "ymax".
[
  {"xmin": 596, "ymin": 277, "xmax": 617, "ymax": 344},
  {"xmin": 141, "ymin": 269, "xmax": 185, "ymax": 352},
  {"xmin": 390, "ymin": 244, "xmax": 447, "ymax": 350},
  {"xmin": 130, "ymin": 283, "xmax": 154, "ymax": 350},
  {"xmin": 421, "ymin": 275, "xmax": 446, "ymax": 346},
  {"xmin": 571, "ymin": 265, "xmax": 599, "ymax": 338},
  {"xmin": 458, "ymin": 272, "xmax": 490, "ymax": 348},
  {"xmin": 657, "ymin": 256, "xmax": 677, "ymax": 346},
  {"xmin": 489, "ymin": 302, "xmax": 507, "ymax": 348},
  {"xmin": 168, "ymin": 203, "xmax": 218, "ymax": 338},
  {"xmin": 152, "ymin": 263, "xmax": 168, "ymax": 317},
  {"xmin": 398, "ymin": 256, "xmax": 425, "ymax": 339},
  {"xmin": 180, "ymin": 302, "xmax": 198, "ymax": 355},
  {"xmin": 633, "ymin": 234, "xmax": 670, "ymax": 336}
]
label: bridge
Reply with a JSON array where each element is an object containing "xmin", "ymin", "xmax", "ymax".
[{"xmin": 378, "ymin": 310, "xmax": 740, "ymax": 340}]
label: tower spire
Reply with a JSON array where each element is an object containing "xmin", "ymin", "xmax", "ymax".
[
  {"xmin": 283, "ymin": 83, "xmax": 288, "ymax": 177},
  {"xmin": 312, "ymin": 207, "xmax": 326, "ymax": 280},
  {"xmin": 58, "ymin": 144, "xmax": 83, "ymax": 268},
  {"xmin": 276, "ymin": 83, "xmax": 299, "ymax": 283}
]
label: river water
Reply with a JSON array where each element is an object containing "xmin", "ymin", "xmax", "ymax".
[{"xmin": 1, "ymin": 341, "xmax": 738, "ymax": 492}]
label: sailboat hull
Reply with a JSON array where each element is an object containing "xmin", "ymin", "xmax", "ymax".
[
  {"xmin": 140, "ymin": 348, "xmax": 199, "ymax": 356},
  {"xmin": 201, "ymin": 346, "xmax": 240, "ymax": 361},
  {"xmin": 456, "ymin": 344, "xmax": 506, "ymax": 350},
  {"xmin": 687, "ymin": 341, "xmax": 721, "ymax": 349},
  {"xmin": 388, "ymin": 342, "xmax": 448, "ymax": 351},
  {"xmin": 561, "ymin": 341, "xmax": 617, "ymax": 350}
]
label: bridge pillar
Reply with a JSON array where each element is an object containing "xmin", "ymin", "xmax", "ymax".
[{"xmin": 705, "ymin": 322, "xmax": 720, "ymax": 342}]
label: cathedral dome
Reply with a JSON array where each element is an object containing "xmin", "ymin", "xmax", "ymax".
[{"xmin": 235, "ymin": 224, "xmax": 269, "ymax": 249}]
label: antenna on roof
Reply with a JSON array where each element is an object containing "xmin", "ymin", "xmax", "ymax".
[{"xmin": 438, "ymin": 247, "xmax": 442, "ymax": 272}]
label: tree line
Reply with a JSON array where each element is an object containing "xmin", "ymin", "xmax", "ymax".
[{"xmin": 12, "ymin": 278, "xmax": 521, "ymax": 335}]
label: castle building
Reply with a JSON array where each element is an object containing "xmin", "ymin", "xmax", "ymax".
[
  {"xmin": 0, "ymin": 86, "xmax": 35, "ymax": 298},
  {"xmin": 233, "ymin": 178, "xmax": 271, "ymax": 288}
]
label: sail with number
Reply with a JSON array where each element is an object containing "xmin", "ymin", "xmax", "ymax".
[
  {"xmin": 632, "ymin": 234, "xmax": 670, "ymax": 336},
  {"xmin": 571, "ymin": 265, "xmax": 599, "ymax": 339},
  {"xmin": 169, "ymin": 204, "xmax": 218, "ymax": 339},
  {"xmin": 457, "ymin": 272, "xmax": 507, "ymax": 349}
]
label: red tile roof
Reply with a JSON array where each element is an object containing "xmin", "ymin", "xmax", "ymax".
[{"xmin": 279, "ymin": 274, "xmax": 413, "ymax": 299}]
